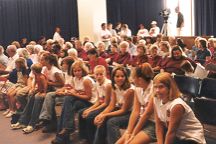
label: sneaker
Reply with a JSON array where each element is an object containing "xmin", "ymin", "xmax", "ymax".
[
  {"xmin": 11, "ymin": 122, "xmax": 26, "ymax": 130},
  {"xmin": 2, "ymin": 109, "xmax": 10, "ymax": 116},
  {"xmin": 22, "ymin": 126, "xmax": 34, "ymax": 134},
  {"xmin": 5, "ymin": 111, "xmax": 15, "ymax": 118}
]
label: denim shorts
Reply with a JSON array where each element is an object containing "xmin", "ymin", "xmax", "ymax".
[{"xmin": 141, "ymin": 120, "xmax": 157, "ymax": 141}]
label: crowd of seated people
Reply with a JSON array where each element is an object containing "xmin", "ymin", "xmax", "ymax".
[{"xmin": 0, "ymin": 22, "xmax": 215, "ymax": 144}]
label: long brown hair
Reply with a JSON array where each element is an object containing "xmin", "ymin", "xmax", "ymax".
[
  {"xmin": 71, "ymin": 60, "xmax": 89, "ymax": 77},
  {"xmin": 111, "ymin": 66, "xmax": 130, "ymax": 90},
  {"xmin": 153, "ymin": 72, "xmax": 181, "ymax": 101}
]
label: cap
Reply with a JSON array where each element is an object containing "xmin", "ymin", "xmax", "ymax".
[{"xmin": 151, "ymin": 21, "xmax": 157, "ymax": 25}]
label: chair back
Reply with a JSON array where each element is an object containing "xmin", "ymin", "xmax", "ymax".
[
  {"xmin": 174, "ymin": 75, "xmax": 201, "ymax": 98},
  {"xmin": 199, "ymin": 78, "xmax": 216, "ymax": 99},
  {"xmin": 194, "ymin": 78, "xmax": 216, "ymax": 125}
]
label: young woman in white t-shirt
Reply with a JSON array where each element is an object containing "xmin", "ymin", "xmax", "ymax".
[
  {"xmin": 153, "ymin": 72, "xmax": 206, "ymax": 144},
  {"xmin": 78, "ymin": 65, "xmax": 112, "ymax": 144},
  {"xmin": 51, "ymin": 60, "xmax": 96, "ymax": 144},
  {"xmin": 38, "ymin": 56, "xmax": 74, "ymax": 133},
  {"xmin": 117, "ymin": 63, "xmax": 156, "ymax": 144},
  {"xmin": 93, "ymin": 66, "xmax": 135, "ymax": 144}
]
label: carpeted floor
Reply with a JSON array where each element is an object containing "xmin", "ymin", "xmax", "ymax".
[
  {"xmin": 0, "ymin": 110, "xmax": 82, "ymax": 144},
  {"xmin": 0, "ymin": 111, "xmax": 55, "ymax": 144},
  {"xmin": 1, "ymin": 111, "xmax": 216, "ymax": 144}
]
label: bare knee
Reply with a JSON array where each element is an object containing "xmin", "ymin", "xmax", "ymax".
[{"xmin": 129, "ymin": 132, "xmax": 151, "ymax": 144}]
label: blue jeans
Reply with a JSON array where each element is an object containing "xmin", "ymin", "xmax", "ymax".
[
  {"xmin": 57, "ymin": 96, "xmax": 92, "ymax": 132},
  {"xmin": 19, "ymin": 93, "xmax": 44, "ymax": 127},
  {"xmin": 93, "ymin": 111, "xmax": 131, "ymax": 144},
  {"xmin": 39, "ymin": 91, "xmax": 64, "ymax": 121},
  {"xmin": 78, "ymin": 107, "xmax": 105, "ymax": 144}
]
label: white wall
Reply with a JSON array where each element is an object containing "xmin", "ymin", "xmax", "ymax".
[
  {"xmin": 165, "ymin": 0, "xmax": 194, "ymax": 36},
  {"xmin": 77, "ymin": 0, "xmax": 107, "ymax": 42}
]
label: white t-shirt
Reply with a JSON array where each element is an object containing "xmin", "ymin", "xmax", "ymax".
[
  {"xmin": 154, "ymin": 97, "xmax": 206, "ymax": 144},
  {"xmin": 71, "ymin": 75, "xmax": 96, "ymax": 103},
  {"xmin": 149, "ymin": 26, "xmax": 160, "ymax": 37},
  {"xmin": 29, "ymin": 54, "xmax": 39, "ymax": 64},
  {"xmin": 5, "ymin": 54, "xmax": 19, "ymax": 71},
  {"xmin": 135, "ymin": 81, "xmax": 154, "ymax": 117},
  {"xmin": 63, "ymin": 72, "xmax": 73, "ymax": 85},
  {"xmin": 114, "ymin": 84, "xmax": 135, "ymax": 107},
  {"xmin": 0, "ymin": 54, "xmax": 9, "ymax": 67},
  {"xmin": 43, "ymin": 66, "xmax": 63, "ymax": 82},
  {"xmin": 120, "ymin": 29, "xmax": 132, "ymax": 37},
  {"xmin": 137, "ymin": 29, "xmax": 149, "ymax": 37},
  {"xmin": 53, "ymin": 32, "xmax": 62, "ymax": 41},
  {"xmin": 95, "ymin": 78, "xmax": 111, "ymax": 103},
  {"xmin": 100, "ymin": 29, "xmax": 112, "ymax": 42}
]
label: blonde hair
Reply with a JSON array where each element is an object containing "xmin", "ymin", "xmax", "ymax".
[
  {"xmin": 94, "ymin": 65, "xmax": 107, "ymax": 76},
  {"xmin": 18, "ymin": 48, "xmax": 30, "ymax": 59},
  {"xmin": 71, "ymin": 60, "xmax": 89, "ymax": 77},
  {"xmin": 153, "ymin": 72, "xmax": 181, "ymax": 101},
  {"xmin": 11, "ymin": 41, "xmax": 21, "ymax": 48},
  {"xmin": 15, "ymin": 57, "xmax": 27, "ymax": 69}
]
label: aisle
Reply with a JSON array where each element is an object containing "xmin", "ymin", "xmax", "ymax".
[{"xmin": 0, "ymin": 111, "xmax": 55, "ymax": 144}]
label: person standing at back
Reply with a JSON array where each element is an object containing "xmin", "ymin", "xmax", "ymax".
[
  {"xmin": 53, "ymin": 27, "xmax": 62, "ymax": 42},
  {"xmin": 149, "ymin": 21, "xmax": 160, "ymax": 37},
  {"xmin": 175, "ymin": 7, "xmax": 184, "ymax": 36}
]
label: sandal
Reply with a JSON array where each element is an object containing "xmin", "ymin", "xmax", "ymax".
[{"xmin": 22, "ymin": 126, "xmax": 34, "ymax": 134}]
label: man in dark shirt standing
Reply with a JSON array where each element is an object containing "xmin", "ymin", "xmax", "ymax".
[{"xmin": 175, "ymin": 7, "xmax": 184, "ymax": 36}]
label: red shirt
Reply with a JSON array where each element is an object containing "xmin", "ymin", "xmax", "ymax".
[
  {"xmin": 77, "ymin": 48, "xmax": 88, "ymax": 61},
  {"xmin": 89, "ymin": 57, "xmax": 109, "ymax": 75},
  {"xmin": 161, "ymin": 57, "xmax": 196, "ymax": 75},
  {"xmin": 108, "ymin": 52, "xmax": 119, "ymax": 65},
  {"xmin": 148, "ymin": 55, "xmax": 162, "ymax": 68},
  {"xmin": 131, "ymin": 55, "xmax": 148, "ymax": 66},
  {"xmin": 115, "ymin": 52, "xmax": 131, "ymax": 66}
]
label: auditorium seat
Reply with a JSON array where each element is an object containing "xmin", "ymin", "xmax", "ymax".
[
  {"xmin": 174, "ymin": 75, "xmax": 201, "ymax": 98},
  {"xmin": 194, "ymin": 78, "xmax": 216, "ymax": 125}
]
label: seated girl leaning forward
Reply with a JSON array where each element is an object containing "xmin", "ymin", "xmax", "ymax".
[
  {"xmin": 116, "ymin": 63, "xmax": 156, "ymax": 144},
  {"xmin": 51, "ymin": 60, "xmax": 96, "ymax": 144}
]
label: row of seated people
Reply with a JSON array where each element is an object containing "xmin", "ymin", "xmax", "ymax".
[
  {"xmin": 0, "ymin": 53, "xmax": 206, "ymax": 144},
  {"xmin": 3, "ymin": 59, "xmax": 207, "ymax": 144},
  {"xmin": 0, "ymin": 36, "xmax": 213, "ymax": 144},
  {"xmin": 1, "ymin": 33, "xmax": 215, "ymax": 79},
  {"xmin": 78, "ymin": 35, "xmax": 215, "ymax": 78}
]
